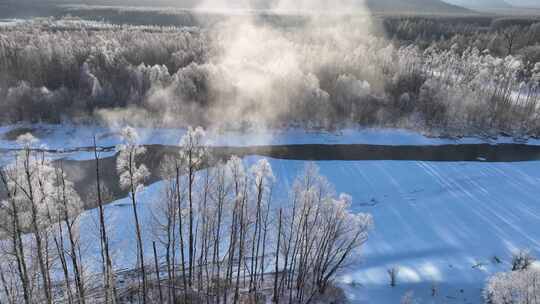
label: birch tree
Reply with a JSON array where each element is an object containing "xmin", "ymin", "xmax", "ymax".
[
  {"xmin": 50, "ymin": 164, "xmax": 86, "ymax": 304},
  {"xmin": 5, "ymin": 134, "xmax": 56, "ymax": 304},
  {"xmin": 485, "ymin": 268, "xmax": 540, "ymax": 304},
  {"xmin": 248, "ymin": 159, "xmax": 274, "ymax": 294},
  {"xmin": 277, "ymin": 163, "xmax": 373, "ymax": 303},
  {"xmin": 155, "ymin": 156, "xmax": 187, "ymax": 303},
  {"xmin": 178, "ymin": 126, "xmax": 208, "ymax": 288},
  {"xmin": 117, "ymin": 127, "xmax": 150, "ymax": 303},
  {"xmin": 94, "ymin": 136, "xmax": 117, "ymax": 304},
  {"xmin": 0, "ymin": 163, "xmax": 32, "ymax": 304}
]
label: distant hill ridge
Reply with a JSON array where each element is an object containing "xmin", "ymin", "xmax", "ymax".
[
  {"xmin": 442, "ymin": 0, "xmax": 512, "ymax": 9},
  {"xmin": 366, "ymin": 0, "xmax": 470, "ymax": 14},
  {"xmin": 507, "ymin": 0, "xmax": 540, "ymax": 8},
  {"xmin": 1, "ymin": 0, "xmax": 471, "ymax": 15}
]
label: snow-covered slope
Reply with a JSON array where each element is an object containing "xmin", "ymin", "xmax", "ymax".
[{"xmin": 73, "ymin": 157, "xmax": 540, "ymax": 303}]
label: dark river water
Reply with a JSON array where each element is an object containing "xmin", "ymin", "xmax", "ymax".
[{"xmin": 52, "ymin": 143, "xmax": 540, "ymax": 208}]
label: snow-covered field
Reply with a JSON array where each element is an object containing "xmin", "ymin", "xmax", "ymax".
[
  {"xmin": 71, "ymin": 157, "xmax": 540, "ymax": 304},
  {"xmin": 267, "ymin": 159, "xmax": 540, "ymax": 303}
]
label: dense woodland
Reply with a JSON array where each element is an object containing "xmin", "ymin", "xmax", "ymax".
[{"xmin": 0, "ymin": 13, "xmax": 540, "ymax": 136}]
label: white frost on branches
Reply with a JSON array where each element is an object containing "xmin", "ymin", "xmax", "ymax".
[
  {"xmin": 179, "ymin": 126, "xmax": 208, "ymax": 170},
  {"xmin": 117, "ymin": 126, "xmax": 150, "ymax": 193},
  {"xmin": 484, "ymin": 268, "xmax": 540, "ymax": 304}
]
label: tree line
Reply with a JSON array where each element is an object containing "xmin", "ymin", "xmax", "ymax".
[{"xmin": 1, "ymin": 18, "xmax": 540, "ymax": 137}]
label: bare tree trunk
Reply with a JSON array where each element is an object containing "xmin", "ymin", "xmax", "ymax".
[
  {"xmin": 57, "ymin": 164, "xmax": 86, "ymax": 304},
  {"xmin": 224, "ymin": 201, "xmax": 238, "ymax": 304},
  {"xmin": 188, "ymin": 151, "xmax": 194, "ymax": 289},
  {"xmin": 198, "ymin": 170, "xmax": 210, "ymax": 297},
  {"xmin": 43, "ymin": 231, "xmax": 53, "ymax": 303},
  {"xmin": 260, "ymin": 190, "xmax": 272, "ymax": 286},
  {"xmin": 225, "ymin": 173, "xmax": 243, "ymax": 304},
  {"xmin": 273, "ymin": 209, "xmax": 282, "ymax": 304},
  {"xmin": 0, "ymin": 262, "xmax": 14, "ymax": 304},
  {"xmin": 13, "ymin": 222, "xmax": 31, "ymax": 304},
  {"xmin": 66, "ymin": 219, "xmax": 84, "ymax": 304},
  {"xmin": 233, "ymin": 185, "xmax": 248, "ymax": 304},
  {"xmin": 249, "ymin": 175, "xmax": 266, "ymax": 293},
  {"xmin": 163, "ymin": 184, "xmax": 177, "ymax": 304},
  {"xmin": 1, "ymin": 170, "xmax": 32, "ymax": 304},
  {"xmin": 153, "ymin": 242, "xmax": 164, "ymax": 304},
  {"xmin": 175, "ymin": 165, "xmax": 188, "ymax": 303},
  {"xmin": 165, "ymin": 221, "xmax": 173, "ymax": 304},
  {"xmin": 22, "ymin": 150, "xmax": 52, "ymax": 304},
  {"xmin": 94, "ymin": 137, "xmax": 117, "ymax": 304},
  {"xmin": 282, "ymin": 194, "xmax": 299, "ymax": 299},
  {"xmin": 129, "ymin": 168, "xmax": 147, "ymax": 304},
  {"xmin": 53, "ymin": 215, "xmax": 74, "ymax": 304},
  {"xmin": 202, "ymin": 170, "xmax": 214, "ymax": 303},
  {"xmin": 212, "ymin": 168, "xmax": 226, "ymax": 304}
]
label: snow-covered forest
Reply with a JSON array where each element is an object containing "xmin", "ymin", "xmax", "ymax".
[{"xmin": 1, "ymin": 16, "xmax": 540, "ymax": 136}]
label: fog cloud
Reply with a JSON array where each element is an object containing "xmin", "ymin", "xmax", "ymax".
[{"xmin": 141, "ymin": 0, "xmax": 383, "ymax": 130}]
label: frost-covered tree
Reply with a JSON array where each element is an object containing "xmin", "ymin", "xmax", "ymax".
[
  {"xmin": 153, "ymin": 159, "xmax": 185, "ymax": 303},
  {"xmin": 93, "ymin": 136, "xmax": 117, "ymax": 304},
  {"xmin": 47, "ymin": 164, "xmax": 86, "ymax": 304},
  {"xmin": 0, "ymin": 134, "xmax": 76, "ymax": 304},
  {"xmin": 177, "ymin": 126, "xmax": 208, "ymax": 287},
  {"xmin": 0, "ymin": 161, "xmax": 32, "ymax": 304},
  {"xmin": 2, "ymin": 17, "xmax": 540, "ymax": 135},
  {"xmin": 511, "ymin": 250, "xmax": 536, "ymax": 271},
  {"xmin": 248, "ymin": 159, "xmax": 275, "ymax": 293},
  {"xmin": 117, "ymin": 127, "xmax": 150, "ymax": 303},
  {"xmin": 208, "ymin": 160, "xmax": 233, "ymax": 302},
  {"xmin": 151, "ymin": 149, "xmax": 374, "ymax": 302},
  {"xmin": 224, "ymin": 155, "xmax": 248, "ymax": 304},
  {"xmin": 10, "ymin": 135, "xmax": 56, "ymax": 304},
  {"xmin": 484, "ymin": 268, "xmax": 540, "ymax": 304},
  {"xmin": 276, "ymin": 163, "xmax": 373, "ymax": 303},
  {"xmin": 499, "ymin": 25, "xmax": 524, "ymax": 55}
]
